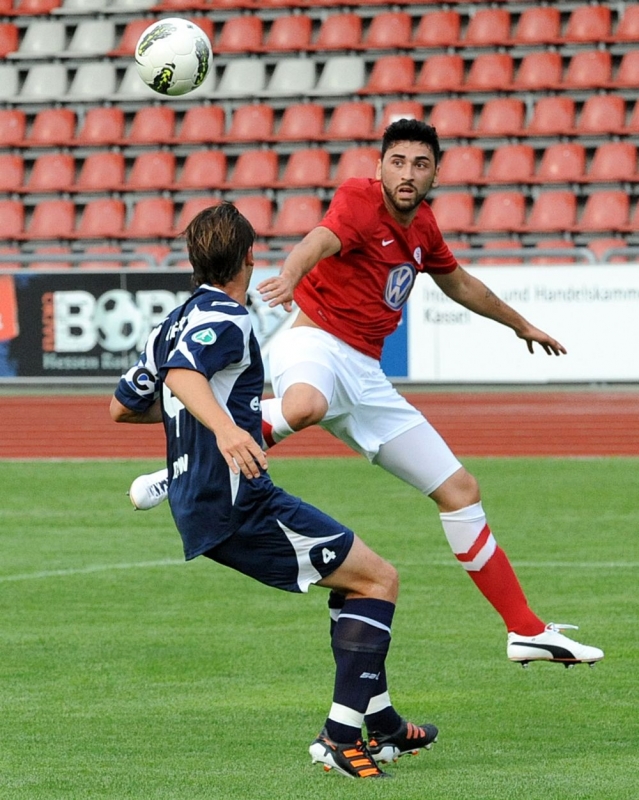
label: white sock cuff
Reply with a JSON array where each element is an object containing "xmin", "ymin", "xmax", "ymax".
[
  {"xmin": 328, "ymin": 702, "xmax": 365, "ymax": 729},
  {"xmin": 365, "ymin": 691, "xmax": 392, "ymax": 716},
  {"xmin": 261, "ymin": 397, "xmax": 293, "ymax": 441},
  {"xmin": 439, "ymin": 501, "xmax": 485, "ymax": 523}
]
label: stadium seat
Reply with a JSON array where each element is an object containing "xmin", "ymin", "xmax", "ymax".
[
  {"xmin": 623, "ymin": 100, "xmax": 639, "ymax": 134},
  {"xmin": 128, "ymin": 106, "xmax": 175, "ymax": 144},
  {"xmin": 77, "ymin": 245, "xmax": 123, "ymax": 270},
  {"xmin": 475, "ymin": 192, "xmax": 526, "ymax": 232},
  {"xmin": 530, "ymin": 240, "xmax": 577, "ymax": 266},
  {"xmin": 577, "ymin": 95, "xmax": 625, "ymax": 134},
  {"xmin": 513, "ymin": 52, "xmax": 562, "ymax": 90},
  {"xmin": 563, "ymin": 50, "xmax": 611, "ymax": 89},
  {"xmin": 0, "ymin": 23, "xmax": 18, "ymax": 57},
  {"xmin": 26, "ymin": 199, "xmax": 75, "ymax": 239},
  {"xmin": 615, "ymin": 5, "xmax": 639, "ymax": 41},
  {"xmin": 11, "ymin": 20, "xmax": 65, "ymax": 58},
  {"xmin": 232, "ymin": 150, "xmax": 279, "ymax": 188},
  {"xmin": 26, "ymin": 153, "xmax": 75, "ymax": 193},
  {"xmin": 263, "ymin": 15, "xmax": 312, "ymax": 51},
  {"xmin": 74, "ymin": 152, "xmax": 125, "ymax": 191},
  {"xmin": 0, "ymin": 109, "xmax": 25, "ymax": 145},
  {"xmin": 225, "ymin": 104, "xmax": 273, "ymax": 142},
  {"xmin": 465, "ymin": 53, "xmax": 514, "ymax": 92},
  {"xmin": 586, "ymin": 142, "xmax": 639, "ymax": 182},
  {"xmin": 27, "ymin": 109, "xmax": 76, "ymax": 146},
  {"xmin": 215, "ymin": 59, "xmax": 265, "ymax": 98},
  {"xmin": 76, "ymin": 199, "xmax": 125, "ymax": 238},
  {"xmin": 525, "ymin": 192, "xmax": 577, "ymax": 233},
  {"xmin": 127, "ymin": 244, "xmax": 172, "ymax": 269},
  {"xmin": 361, "ymin": 55, "xmax": 414, "ymax": 94},
  {"xmin": 325, "ymin": 102, "xmax": 374, "ymax": 140},
  {"xmin": 56, "ymin": 0, "xmax": 105, "ymax": 12},
  {"xmin": 260, "ymin": 58, "xmax": 315, "ymax": 96},
  {"xmin": 277, "ymin": 103, "xmax": 325, "ymax": 141},
  {"xmin": 175, "ymin": 106, "xmax": 225, "ymax": 143},
  {"xmin": 412, "ymin": 11, "xmax": 461, "ymax": 47},
  {"xmin": 476, "ymin": 98, "xmax": 525, "ymax": 137},
  {"xmin": 437, "ymin": 146, "xmax": 484, "ymax": 186},
  {"xmin": 477, "ymin": 239, "xmax": 523, "ymax": 266},
  {"xmin": 114, "ymin": 63, "xmax": 159, "ymax": 101},
  {"xmin": 363, "ymin": 12, "xmax": 412, "ymax": 49},
  {"xmin": 28, "ymin": 246, "xmax": 72, "ymax": 271},
  {"xmin": 564, "ymin": 5, "xmax": 611, "ymax": 43},
  {"xmin": 127, "ymin": 152, "xmax": 176, "ymax": 191},
  {"xmin": 485, "ymin": 144, "xmax": 534, "ymax": 184},
  {"xmin": 0, "ymin": 200, "xmax": 24, "ymax": 239},
  {"xmin": 312, "ymin": 13, "xmax": 361, "ymax": 50},
  {"xmin": 312, "ymin": 56, "xmax": 365, "ymax": 95},
  {"xmin": 576, "ymin": 191, "xmax": 630, "ymax": 232},
  {"xmin": 587, "ymin": 237, "xmax": 628, "ymax": 263},
  {"xmin": 428, "ymin": 99, "xmax": 474, "ymax": 138},
  {"xmin": 173, "ymin": 197, "xmax": 220, "ymax": 235},
  {"xmin": 109, "ymin": 19, "xmax": 149, "ymax": 56},
  {"xmin": 0, "ymin": 154, "xmax": 23, "ymax": 192},
  {"xmin": 415, "ymin": 55, "xmax": 465, "ymax": 94},
  {"xmin": 536, "ymin": 144, "xmax": 586, "ymax": 183},
  {"xmin": 12, "ymin": 0, "xmax": 62, "ymax": 13},
  {"xmin": 20, "ymin": 64, "xmax": 67, "ymax": 102},
  {"xmin": 464, "ymin": 9, "xmax": 511, "ymax": 46},
  {"xmin": 65, "ymin": 20, "xmax": 116, "ymax": 55},
  {"xmin": 67, "ymin": 63, "xmax": 117, "ymax": 101},
  {"xmin": 216, "ymin": 16, "xmax": 263, "ymax": 53},
  {"xmin": 74, "ymin": 107, "xmax": 124, "ymax": 145},
  {"xmin": 430, "ymin": 193, "xmax": 475, "ymax": 233},
  {"xmin": 377, "ymin": 100, "xmax": 423, "ymax": 132},
  {"xmin": 176, "ymin": 151, "xmax": 227, "ymax": 189},
  {"xmin": 527, "ymin": 96, "xmax": 576, "ymax": 136},
  {"xmin": 511, "ymin": 7, "xmax": 561, "ymax": 44},
  {"xmin": 232, "ymin": 195, "xmax": 272, "ymax": 236},
  {"xmin": 125, "ymin": 198, "xmax": 174, "ymax": 239},
  {"xmin": 280, "ymin": 149, "xmax": 331, "ymax": 187},
  {"xmin": 270, "ymin": 195, "xmax": 323, "ymax": 236},
  {"xmin": 333, "ymin": 147, "xmax": 379, "ymax": 183},
  {"xmin": 0, "ymin": 64, "xmax": 18, "ymax": 102},
  {"xmin": 612, "ymin": 51, "xmax": 639, "ymax": 88}
]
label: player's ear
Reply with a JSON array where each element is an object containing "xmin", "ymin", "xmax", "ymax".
[
  {"xmin": 246, "ymin": 246, "xmax": 254, "ymax": 267},
  {"xmin": 375, "ymin": 157, "xmax": 382, "ymax": 180},
  {"xmin": 431, "ymin": 162, "xmax": 441, "ymax": 189}
]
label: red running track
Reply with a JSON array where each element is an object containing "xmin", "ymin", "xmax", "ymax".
[{"xmin": 1, "ymin": 392, "xmax": 638, "ymax": 459}]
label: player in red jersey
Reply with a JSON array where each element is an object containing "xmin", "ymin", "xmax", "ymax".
[{"xmin": 256, "ymin": 118, "xmax": 603, "ymax": 671}]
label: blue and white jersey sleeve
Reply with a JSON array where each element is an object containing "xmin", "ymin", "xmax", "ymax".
[{"xmin": 113, "ymin": 324, "xmax": 162, "ymax": 413}]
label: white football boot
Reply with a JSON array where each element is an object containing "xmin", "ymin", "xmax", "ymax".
[
  {"xmin": 128, "ymin": 468, "xmax": 169, "ymax": 510},
  {"xmin": 507, "ymin": 623, "xmax": 604, "ymax": 668}
]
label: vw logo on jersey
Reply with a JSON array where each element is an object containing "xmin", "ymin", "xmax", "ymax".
[{"xmin": 384, "ymin": 262, "xmax": 417, "ymax": 311}]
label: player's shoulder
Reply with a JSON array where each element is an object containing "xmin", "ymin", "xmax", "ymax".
[{"xmin": 335, "ymin": 177, "xmax": 380, "ymax": 203}]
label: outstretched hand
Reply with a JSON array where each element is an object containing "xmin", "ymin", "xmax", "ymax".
[
  {"xmin": 517, "ymin": 325, "xmax": 567, "ymax": 356},
  {"xmin": 256, "ymin": 274, "xmax": 296, "ymax": 311}
]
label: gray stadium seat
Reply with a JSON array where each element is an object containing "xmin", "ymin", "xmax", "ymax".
[
  {"xmin": 66, "ymin": 63, "xmax": 117, "ymax": 101},
  {"xmin": 65, "ymin": 20, "xmax": 116, "ymax": 56},
  {"xmin": 308, "ymin": 56, "xmax": 366, "ymax": 96},
  {"xmin": 10, "ymin": 20, "xmax": 66, "ymax": 59},
  {"xmin": 214, "ymin": 59, "xmax": 265, "ymax": 98},
  {"xmin": 20, "ymin": 64, "xmax": 68, "ymax": 102}
]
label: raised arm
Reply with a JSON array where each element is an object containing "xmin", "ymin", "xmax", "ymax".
[
  {"xmin": 431, "ymin": 265, "xmax": 567, "ymax": 356},
  {"xmin": 257, "ymin": 226, "xmax": 341, "ymax": 311}
]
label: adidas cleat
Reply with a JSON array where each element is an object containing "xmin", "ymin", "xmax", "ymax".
[
  {"xmin": 368, "ymin": 719, "xmax": 439, "ymax": 764},
  {"xmin": 128, "ymin": 468, "xmax": 169, "ymax": 510},
  {"xmin": 309, "ymin": 730, "xmax": 390, "ymax": 779},
  {"xmin": 507, "ymin": 623, "xmax": 604, "ymax": 667}
]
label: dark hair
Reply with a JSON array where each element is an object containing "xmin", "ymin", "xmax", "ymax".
[
  {"xmin": 184, "ymin": 202, "xmax": 255, "ymax": 288},
  {"xmin": 381, "ymin": 118, "xmax": 441, "ymax": 165}
]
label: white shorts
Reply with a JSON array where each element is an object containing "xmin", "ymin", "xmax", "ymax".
[{"xmin": 268, "ymin": 326, "xmax": 461, "ymax": 492}]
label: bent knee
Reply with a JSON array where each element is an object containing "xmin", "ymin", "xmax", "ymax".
[
  {"xmin": 430, "ymin": 467, "xmax": 480, "ymax": 513},
  {"xmin": 282, "ymin": 384, "xmax": 328, "ymax": 430}
]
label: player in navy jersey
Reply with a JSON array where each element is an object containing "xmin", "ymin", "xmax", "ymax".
[{"xmin": 110, "ymin": 202, "xmax": 439, "ymax": 778}]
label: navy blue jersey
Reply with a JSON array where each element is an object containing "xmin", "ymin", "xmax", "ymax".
[{"xmin": 115, "ymin": 284, "xmax": 287, "ymax": 559}]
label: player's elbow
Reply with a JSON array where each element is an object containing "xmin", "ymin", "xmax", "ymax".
[{"xmin": 110, "ymin": 396, "xmax": 131, "ymax": 422}]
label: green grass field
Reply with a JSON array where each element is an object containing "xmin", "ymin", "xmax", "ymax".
[{"xmin": 1, "ymin": 457, "xmax": 637, "ymax": 800}]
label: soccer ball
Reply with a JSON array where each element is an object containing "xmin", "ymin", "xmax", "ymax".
[{"xmin": 135, "ymin": 18, "xmax": 212, "ymax": 96}]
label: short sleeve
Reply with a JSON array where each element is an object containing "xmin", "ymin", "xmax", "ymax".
[{"xmin": 320, "ymin": 179, "xmax": 380, "ymax": 255}]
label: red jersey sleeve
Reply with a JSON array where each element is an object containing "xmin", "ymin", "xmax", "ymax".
[{"xmin": 319, "ymin": 179, "xmax": 380, "ymax": 254}]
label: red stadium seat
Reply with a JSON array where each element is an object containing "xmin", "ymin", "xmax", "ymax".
[
  {"xmin": 110, "ymin": 19, "xmax": 149, "ymax": 56},
  {"xmin": 476, "ymin": 98, "xmax": 525, "ymax": 137},
  {"xmin": 564, "ymin": 5, "xmax": 611, "ymax": 43},
  {"xmin": 12, "ymin": 0, "xmax": 61, "ymax": 14},
  {"xmin": 76, "ymin": 199, "xmax": 125, "ymax": 238},
  {"xmin": 0, "ymin": 110, "xmax": 26, "ymax": 146},
  {"xmin": 361, "ymin": 56, "xmax": 414, "ymax": 94},
  {"xmin": 530, "ymin": 240, "xmax": 577, "ymax": 266},
  {"xmin": 264, "ymin": 14, "xmax": 312, "ymax": 51},
  {"xmin": 428, "ymin": 99, "xmax": 474, "ymax": 138},
  {"xmin": 125, "ymin": 198, "xmax": 174, "ymax": 239},
  {"xmin": 475, "ymin": 192, "xmax": 526, "ymax": 232},
  {"xmin": 576, "ymin": 191, "xmax": 630, "ymax": 232},
  {"xmin": 513, "ymin": 52, "xmax": 562, "ymax": 90},
  {"xmin": 333, "ymin": 147, "xmax": 379, "ymax": 183},
  {"xmin": 176, "ymin": 106, "xmax": 225, "ymax": 143},
  {"xmin": 0, "ymin": 155, "xmax": 23, "ymax": 192},
  {"xmin": 232, "ymin": 150, "xmax": 279, "ymax": 188},
  {"xmin": 0, "ymin": 23, "xmax": 18, "ymax": 57},
  {"xmin": 412, "ymin": 11, "xmax": 461, "ymax": 47},
  {"xmin": 536, "ymin": 144, "xmax": 586, "ymax": 183},
  {"xmin": 75, "ymin": 153, "xmax": 125, "ymax": 192},
  {"xmin": 127, "ymin": 152, "xmax": 175, "ymax": 191},
  {"xmin": 128, "ymin": 107, "xmax": 175, "ymax": 144},
  {"xmin": 232, "ymin": 195, "xmax": 273, "ymax": 237},
  {"xmin": 176, "ymin": 151, "xmax": 227, "ymax": 189},
  {"xmin": 225, "ymin": 104, "xmax": 274, "ymax": 142},
  {"xmin": 525, "ymin": 192, "xmax": 577, "ymax": 233},
  {"xmin": 174, "ymin": 197, "xmax": 221, "ymax": 234},
  {"xmin": 280, "ymin": 149, "xmax": 331, "ymax": 187},
  {"xmin": 364, "ymin": 12, "xmax": 411, "ymax": 49},
  {"xmin": 325, "ymin": 102, "xmax": 374, "ymax": 140},
  {"xmin": 615, "ymin": 5, "xmax": 639, "ymax": 41},
  {"xmin": 430, "ymin": 193, "xmax": 475, "ymax": 233},
  {"xmin": 613, "ymin": 51, "xmax": 639, "ymax": 88},
  {"xmin": 587, "ymin": 237, "xmax": 628, "ymax": 263},
  {"xmin": 29, "ymin": 246, "xmax": 71, "ymax": 271},
  {"xmin": 415, "ymin": 55, "xmax": 464, "ymax": 93},
  {"xmin": 589, "ymin": 143, "xmax": 638, "ymax": 182},
  {"xmin": 313, "ymin": 13, "xmax": 362, "ymax": 50},
  {"xmin": 277, "ymin": 103, "xmax": 325, "ymax": 141},
  {"xmin": 74, "ymin": 107, "xmax": 124, "ymax": 146},
  {"xmin": 577, "ymin": 95, "xmax": 626, "ymax": 134},
  {"xmin": 465, "ymin": 54, "xmax": 514, "ymax": 92},
  {"xmin": 437, "ymin": 146, "xmax": 484, "ymax": 186},
  {"xmin": 26, "ymin": 153, "xmax": 75, "ymax": 193},
  {"xmin": 27, "ymin": 109, "xmax": 76, "ymax": 147},
  {"xmin": 377, "ymin": 101, "xmax": 423, "ymax": 133},
  {"xmin": 270, "ymin": 195, "xmax": 323, "ymax": 237},
  {"xmin": 26, "ymin": 199, "xmax": 75, "ymax": 239},
  {"xmin": 216, "ymin": 16, "xmax": 263, "ymax": 53},
  {"xmin": 78, "ymin": 245, "xmax": 123, "ymax": 270},
  {"xmin": 485, "ymin": 145, "xmax": 534, "ymax": 185},
  {"xmin": 0, "ymin": 201, "xmax": 24, "ymax": 239},
  {"xmin": 511, "ymin": 7, "xmax": 561, "ymax": 44},
  {"xmin": 527, "ymin": 97, "xmax": 576, "ymax": 136},
  {"xmin": 563, "ymin": 50, "xmax": 611, "ymax": 89},
  {"xmin": 464, "ymin": 9, "xmax": 511, "ymax": 46},
  {"xmin": 477, "ymin": 239, "xmax": 523, "ymax": 266}
]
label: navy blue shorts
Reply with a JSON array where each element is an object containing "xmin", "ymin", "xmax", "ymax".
[{"xmin": 203, "ymin": 491, "xmax": 354, "ymax": 593}]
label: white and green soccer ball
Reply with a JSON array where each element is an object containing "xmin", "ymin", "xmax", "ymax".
[{"xmin": 135, "ymin": 18, "xmax": 212, "ymax": 96}]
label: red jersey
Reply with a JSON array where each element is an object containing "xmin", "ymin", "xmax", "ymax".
[{"xmin": 294, "ymin": 178, "xmax": 458, "ymax": 360}]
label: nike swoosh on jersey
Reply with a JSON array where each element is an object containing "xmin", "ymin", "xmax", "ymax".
[{"xmin": 382, "ymin": 239, "xmax": 395, "ymax": 246}]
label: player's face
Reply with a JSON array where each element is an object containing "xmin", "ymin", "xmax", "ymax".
[{"xmin": 377, "ymin": 141, "xmax": 439, "ymax": 222}]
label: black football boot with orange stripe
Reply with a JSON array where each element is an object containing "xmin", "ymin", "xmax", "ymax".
[
  {"xmin": 368, "ymin": 719, "xmax": 439, "ymax": 764},
  {"xmin": 309, "ymin": 729, "xmax": 390, "ymax": 778}
]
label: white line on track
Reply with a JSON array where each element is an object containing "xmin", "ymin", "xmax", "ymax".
[{"xmin": 0, "ymin": 558, "xmax": 636, "ymax": 584}]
